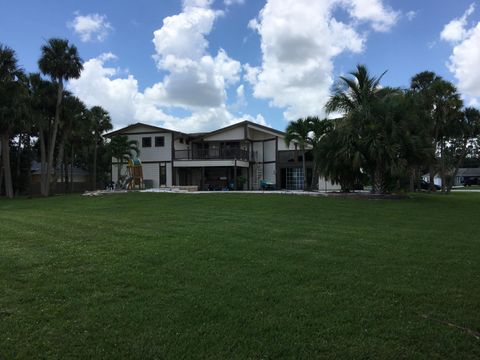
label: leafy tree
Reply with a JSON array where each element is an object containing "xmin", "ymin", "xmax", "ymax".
[
  {"xmin": 444, "ymin": 107, "xmax": 480, "ymax": 193},
  {"xmin": 410, "ymin": 71, "xmax": 463, "ymax": 192},
  {"xmin": 38, "ymin": 38, "xmax": 83, "ymax": 196},
  {"xmin": 285, "ymin": 118, "xmax": 311, "ymax": 190}
]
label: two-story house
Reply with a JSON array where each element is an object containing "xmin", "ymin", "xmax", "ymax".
[{"xmin": 106, "ymin": 120, "xmax": 339, "ymax": 191}]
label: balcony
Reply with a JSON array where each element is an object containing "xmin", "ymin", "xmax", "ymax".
[{"xmin": 174, "ymin": 148, "xmax": 249, "ymax": 161}]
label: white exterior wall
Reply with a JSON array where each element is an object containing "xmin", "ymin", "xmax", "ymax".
[
  {"xmin": 264, "ymin": 163, "xmax": 276, "ymax": 183},
  {"xmin": 252, "ymin": 142, "xmax": 263, "ymax": 163},
  {"xmin": 126, "ymin": 132, "xmax": 172, "ymax": 162},
  {"xmin": 317, "ymin": 177, "xmax": 342, "ymax": 191},
  {"xmin": 203, "ymin": 126, "xmax": 245, "ymax": 141},
  {"xmin": 264, "ymin": 139, "xmax": 276, "ymax": 162},
  {"xmin": 142, "ymin": 163, "xmax": 160, "ymax": 187}
]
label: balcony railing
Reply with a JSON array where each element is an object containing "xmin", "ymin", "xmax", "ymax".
[{"xmin": 174, "ymin": 148, "xmax": 249, "ymax": 161}]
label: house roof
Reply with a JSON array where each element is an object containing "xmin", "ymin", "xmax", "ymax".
[
  {"xmin": 104, "ymin": 123, "xmax": 188, "ymax": 137},
  {"xmin": 457, "ymin": 168, "xmax": 480, "ymax": 177},
  {"xmin": 30, "ymin": 161, "xmax": 90, "ymax": 176},
  {"xmin": 103, "ymin": 120, "xmax": 287, "ymax": 140}
]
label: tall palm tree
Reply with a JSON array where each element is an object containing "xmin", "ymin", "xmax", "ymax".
[
  {"xmin": 285, "ymin": 118, "xmax": 311, "ymax": 190},
  {"xmin": 0, "ymin": 44, "xmax": 25, "ymax": 198},
  {"xmin": 109, "ymin": 135, "xmax": 139, "ymax": 187},
  {"xmin": 90, "ymin": 106, "xmax": 112, "ymax": 190},
  {"xmin": 38, "ymin": 38, "xmax": 83, "ymax": 196}
]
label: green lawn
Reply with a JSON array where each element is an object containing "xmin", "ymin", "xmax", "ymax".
[{"xmin": 1, "ymin": 193, "xmax": 479, "ymax": 359}]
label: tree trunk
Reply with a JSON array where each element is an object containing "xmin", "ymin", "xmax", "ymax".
[
  {"xmin": 373, "ymin": 163, "xmax": 386, "ymax": 195},
  {"xmin": 39, "ymin": 126, "xmax": 48, "ymax": 196},
  {"xmin": 70, "ymin": 146, "xmax": 74, "ymax": 193},
  {"xmin": 428, "ymin": 164, "xmax": 436, "ymax": 192},
  {"xmin": 92, "ymin": 133, "xmax": 98, "ymax": 190},
  {"xmin": 15, "ymin": 133, "xmax": 23, "ymax": 196},
  {"xmin": 302, "ymin": 148, "xmax": 306, "ymax": 191},
  {"xmin": 440, "ymin": 140, "xmax": 446, "ymax": 193},
  {"xmin": 117, "ymin": 159, "xmax": 122, "ymax": 188},
  {"xmin": 409, "ymin": 167, "xmax": 415, "ymax": 193},
  {"xmin": 44, "ymin": 79, "xmax": 64, "ymax": 196},
  {"xmin": 1, "ymin": 133, "xmax": 14, "ymax": 199}
]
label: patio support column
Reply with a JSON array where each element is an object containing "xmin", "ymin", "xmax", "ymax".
[
  {"xmin": 201, "ymin": 167, "xmax": 205, "ymax": 191},
  {"xmin": 234, "ymin": 159, "xmax": 237, "ymax": 190}
]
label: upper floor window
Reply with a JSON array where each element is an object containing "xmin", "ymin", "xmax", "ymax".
[
  {"xmin": 142, "ymin": 137, "xmax": 152, "ymax": 148},
  {"xmin": 155, "ymin": 136, "xmax": 165, "ymax": 147}
]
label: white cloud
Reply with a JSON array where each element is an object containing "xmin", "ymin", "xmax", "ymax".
[
  {"xmin": 68, "ymin": 13, "xmax": 113, "ymax": 42},
  {"xmin": 405, "ymin": 10, "xmax": 417, "ymax": 21},
  {"xmin": 339, "ymin": 0, "xmax": 399, "ymax": 32},
  {"xmin": 69, "ymin": 1, "xmax": 263, "ymax": 132},
  {"xmin": 440, "ymin": 3, "xmax": 475, "ymax": 43},
  {"xmin": 225, "ymin": 0, "xmax": 245, "ymax": 6},
  {"xmin": 247, "ymin": 0, "xmax": 398, "ymax": 120},
  {"xmin": 441, "ymin": 4, "xmax": 480, "ymax": 103}
]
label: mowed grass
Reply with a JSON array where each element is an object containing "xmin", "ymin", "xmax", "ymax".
[{"xmin": 1, "ymin": 193, "xmax": 479, "ymax": 359}]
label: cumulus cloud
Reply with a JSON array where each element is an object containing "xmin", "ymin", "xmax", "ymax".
[
  {"xmin": 440, "ymin": 4, "xmax": 475, "ymax": 43},
  {"xmin": 246, "ymin": 0, "xmax": 399, "ymax": 120},
  {"xmin": 441, "ymin": 4, "xmax": 480, "ymax": 102},
  {"xmin": 69, "ymin": 1, "xmax": 262, "ymax": 132},
  {"xmin": 68, "ymin": 13, "xmax": 113, "ymax": 42}
]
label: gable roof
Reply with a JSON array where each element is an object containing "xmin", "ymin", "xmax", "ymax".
[
  {"xmin": 104, "ymin": 123, "xmax": 187, "ymax": 137},
  {"xmin": 104, "ymin": 120, "xmax": 286, "ymax": 139},
  {"xmin": 194, "ymin": 120, "xmax": 286, "ymax": 140}
]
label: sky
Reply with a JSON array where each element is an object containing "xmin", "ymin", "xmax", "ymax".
[{"xmin": 1, "ymin": 0, "xmax": 480, "ymax": 132}]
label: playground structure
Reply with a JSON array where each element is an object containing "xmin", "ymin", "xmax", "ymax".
[{"xmin": 125, "ymin": 158, "xmax": 144, "ymax": 190}]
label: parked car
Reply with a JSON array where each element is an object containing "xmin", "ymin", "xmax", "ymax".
[
  {"xmin": 419, "ymin": 180, "xmax": 441, "ymax": 191},
  {"xmin": 463, "ymin": 177, "xmax": 479, "ymax": 186}
]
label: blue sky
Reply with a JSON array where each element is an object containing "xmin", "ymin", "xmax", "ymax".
[{"xmin": 2, "ymin": 0, "xmax": 480, "ymax": 132}]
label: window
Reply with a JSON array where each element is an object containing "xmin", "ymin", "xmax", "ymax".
[
  {"xmin": 155, "ymin": 136, "xmax": 165, "ymax": 147},
  {"xmin": 142, "ymin": 137, "xmax": 152, "ymax": 148},
  {"xmin": 179, "ymin": 137, "xmax": 184, "ymax": 144}
]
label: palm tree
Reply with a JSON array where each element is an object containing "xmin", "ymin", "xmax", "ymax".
[
  {"xmin": 109, "ymin": 135, "xmax": 139, "ymax": 187},
  {"xmin": 0, "ymin": 44, "xmax": 25, "ymax": 198},
  {"xmin": 285, "ymin": 118, "xmax": 311, "ymax": 190},
  {"xmin": 90, "ymin": 106, "xmax": 112, "ymax": 190},
  {"xmin": 325, "ymin": 64, "xmax": 397, "ymax": 194},
  {"xmin": 308, "ymin": 116, "xmax": 332, "ymax": 189},
  {"xmin": 58, "ymin": 94, "xmax": 87, "ymax": 189},
  {"xmin": 316, "ymin": 119, "xmax": 365, "ymax": 192},
  {"xmin": 38, "ymin": 38, "xmax": 83, "ymax": 196}
]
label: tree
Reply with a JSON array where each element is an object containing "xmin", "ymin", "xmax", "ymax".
[
  {"xmin": 38, "ymin": 38, "xmax": 83, "ymax": 196},
  {"xmin": 445, "ymin": 107, "xmax": 480, "ymax": 193},
  {"xmin": 325, "ymin": 64, "xmax": 398, "ymax": 194},
  {"xmin": 410, "ymin": 71, "xmax": 463, "ymax": 192},
  {"xmin": 109, "ymin": 135, "xmax": 139, "ymax": 186},
  {"xmin": 308, "ymin": 116, "xmax": 332, "ymax": 189},
  {"xmin": 58, "ymin": 94, "xmax": 87, "ymax": 190},
  {"xmin": 0, "ymin": 44, "xmax": 25, "ymax": 198},
  {"xmin": 89, "ymin": 106, "xmax": 112, "ymax": 190},
  {"xmin": 285, "ymin": 118, "xmax": 311, "ymax": 190}
]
